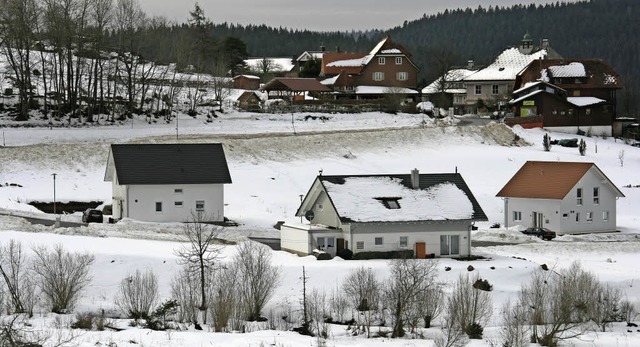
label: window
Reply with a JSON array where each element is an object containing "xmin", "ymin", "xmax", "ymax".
[
  {"xmin": 356, "ymin": 241, "xmax": 364, "ymax": 250},
  {"xmin": 586, "ymin": 108, "xmax": 591, "ymax": 115},
  {"xmin": 195, "ymin": 200, "xmax": 205, "ymax": 211},
  {"xmin": 327, "ymin": 237, "xmax": 335, "ymax": 248},
  {"xmin": 396, "ymin": 72, "xmax": 408, "ymax": 81},
  {"xmin": 378, "ymin": 57, "xmax": 385, "ymax": 65},
  {"xmin": 576, "ymin": 212, "xmax": 580, "ymax": 223},
  {"xmin": 155, "ymin": 202, "xmax": 162, "ymax": 212},
  {"xmin": 440, "ymin": 235, "xmax": 460, "ymax": 256},
  {"xmin": 475, "ymin": 85, "xmax": 482, "ymax": 95},
  {"xmin": 492, "ymin": 85, "xmax": 499, "ymax": 95},
  {"xmin": 174, "ymin": 201, "xmax": 183, "ymax": 207},
  {"xmin": 374, "ymin": 237, "xmax": 383, "ymax": 246},
  {"xmin": 513, "ymin": 211, "xmax": 522, "ymax": 222},
  {"xmin": 395, "ymin": 57, "xmax": 402, "ymax": 65},
  {"xmin": 587, "ymin": 211, "xmax": 593, "ymax": 222},
  {"xmin": 399, "ymin": 236, "xmax": 408, "ymax": 248},
  {"xmin": 593, "ymin": 187, "xmax": 599, "ymax": 204},
  {"xmin": 317, "ymin": 237, "xmax": 325, "ymax": 249},
  {"xmin": 373, "ymin": 72, "xmax": 384, "ymax": 81},
  {"xmin": 174, "ymin": 188, "xmax": 183, "ymax": 194},
  {"xmin": 576, "ymin": 188, "xmax": 583, "ymax": 205},
  {"xmin": 602, "ymin": 211, "xmax": 609, "ymax": 221},
  {"xmin": 378, "ymin": 198, "xmax": 401, "ymax": 209},
  {"xmin": 562, "ymin": 213, "xmax": 569, "ymax": 218}
]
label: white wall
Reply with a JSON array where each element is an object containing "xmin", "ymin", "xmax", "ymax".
[
  {"xmin": 126, "ymin": 184, "xmax": 225, "ymax": 222},
  {"xmin": 349, "ymin": 221, "xmax": 471, "ymax": 257},
  {"xmin": 504, "ymin": 167, "xmax": 619, "ymax": 234}
]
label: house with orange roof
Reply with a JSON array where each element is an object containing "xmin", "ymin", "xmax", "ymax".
[
  {"xmin": 320, "ymin": 36, "xmax": 419, "ymax": 99},
  {"xmin": 496, "ymin": 161, "xmax": 624, "ymax": 234}
]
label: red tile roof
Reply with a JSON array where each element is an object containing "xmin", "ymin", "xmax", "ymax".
[{"xmin": 496, "ymin": 161, "xmax": 602, "ymax": 199}]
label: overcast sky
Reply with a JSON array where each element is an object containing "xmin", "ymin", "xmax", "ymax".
[{"xmin": 137, "ymin": 0, "xmax": 577, "ymax": 32}]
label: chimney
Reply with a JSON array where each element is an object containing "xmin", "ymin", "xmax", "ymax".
[
  {"xmin": 541, "ymin": 38, "xmax": 549, "ymax": 50},
  {"xmin": 320, "ymin": 43, "xmax": 325, "ymax": 52},
  {"xmin": 467, "ymin": 60, "xmax": 474, "ymax": 70},
  {"xmin": 410, "ymin": 168, "xmax": 420, "ymax": 189}
]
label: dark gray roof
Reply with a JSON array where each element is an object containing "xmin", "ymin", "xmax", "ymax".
[
  {"xmin": 315, "ymin": 173, "xmax": 487, "ymax": 222},
  {"xmin": 110, "ymin": 143, "xmax": 232, "ymax": 185}
]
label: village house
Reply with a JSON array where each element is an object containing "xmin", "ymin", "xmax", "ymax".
[
  {"xmin": 509, "ymin": 59, "xmax": 621, "ymax": 136},
  {"xmin": 104, "ymin": 143, "xmax": 232, "ymax": 223},
  {"xmin": 319, "ymin": 36, "xmax": 419, "ymax": 100},
  {"xmin": 496, "ymin": 161, "xmax": 624, "ymax": 234},
  {"xmin": 280, "ymin": 169, "xmax": 487, "ymax": 258}
]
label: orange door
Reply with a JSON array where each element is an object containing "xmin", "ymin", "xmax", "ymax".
[{"xmin": 415, "ymin": 242, "xmax": 426, "ymax": 259}]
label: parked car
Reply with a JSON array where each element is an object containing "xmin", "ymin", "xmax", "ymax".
[
  {"xmin": 521, "ymin": 227, "xmax": 556, "ymax": 240},
  {"xmin": 82, "ymin": 209, "xmax": 103, "ymax": 223}
]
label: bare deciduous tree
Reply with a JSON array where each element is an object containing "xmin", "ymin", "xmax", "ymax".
[
  {"xmin": 447, "ymin": 274, "xmax": 493, "ymax": 338},
  {"xmin": 0, "ymin": 240, "xmax": 37, "ymax": 315},
  {"xmin": 233, "ymin": 241, "xmax": 281, "ymax": 321},
  {"xmin": 174, "ymin": 212, "xmax": 224, "ymax": 324},
  {"xmin": 417, "ymin": 282, "xmax": 444, "ymax": 328},
  {"xmin": 343, "ymin": 266, "xmax": 380, "ymax": 337},
  {"xmin": 31, "ymin": 244, "xmax": 94, "ymax": 314},
  {"xmin": 500, "ymin": 299, "xmax": 529, "ymax": 347},
  {"xmin": 209, "ymin": 265, "xmax": 238, "ymax": 332},
  {"xmin": 170, "ymin": 268, "xmax": 199, "ymax": 323},
  {"xmin": 115, "ymin": 268, "xmax": 158, "ymax": 319},
  {"xmin": 384, "ymin": 258, "xmax": 439, "ymax": 338},
  {"xmin": 590, "ymin": 283, "xmax": 623, "ymax": 332},
  {"xmin": 520, "ymin": 262, "xmax": 596, "ymax": 346}
]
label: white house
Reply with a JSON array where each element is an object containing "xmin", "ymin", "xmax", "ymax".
[
  {"xmin": 496, "ymin": 161, "xmax": 624, "ymax": 234},
  {"xmin": 280, "ymin": 169, "xmax": 487, "ymax": 258},
  {"xmin": 104, "ymin": 143, "xmax": 232, "ymax": 223}
]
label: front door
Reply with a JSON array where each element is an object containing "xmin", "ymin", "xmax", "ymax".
[
  {"xmin": 415, "ymin": 242, "xmax": 426, "ymax": 259},
  {"xmin": 532, "ymin": 211, "xmax": 543, "ymax": 227}
]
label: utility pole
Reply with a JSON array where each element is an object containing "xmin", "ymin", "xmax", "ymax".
[{"xmin": 52, "ymin": 173, "xmax": 57, "ymax": 215}]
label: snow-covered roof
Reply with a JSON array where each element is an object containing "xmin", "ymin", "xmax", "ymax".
[
  {"xmin": 548, "ymin": 62, "xmax": 586, "ymax": 78},
  {"xmin": 355, "ymin": 86, "xmax": 418, "ymax": 94},
  {"xmin": 464, "ymin": 47, "xmax": 547, "ymax": 81},
  {"xmin": 509, "ymin": 90, "xmax": 545, "ymax": 105},
  {"xmin": 567, "ymin": 96, "xmax": 606, "ymax": 107},
  {"xmin": 323, "ymin": 177, "xmax": 474, "ymax": 222},
  {"xmin": 234, "ymin": 74, "xmax": 260, "ymax": 80},
  {"xmin": 320, "ymin": 75, "xmax": 339, "ymax": 85},
  {"xmin": 422, "ymin": 68, "xmax": 477, "ymax": 94},
  {"xmin": 381, "ymin": 48, "xmax": 402, "ymax": 54},
  {"xmin": 327, "ymin": 56, "xmax": 369, "ymax": 68}
]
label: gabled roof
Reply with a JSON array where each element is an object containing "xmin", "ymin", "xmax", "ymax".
[
  {"xmin": 496, "ymin": 161, "xmax": 624, "ymax": 199},
  {"xmin": 236, "ymin": 91, "xmax": 260, "ymax": 102},
  {"xmin": 422, "ymin": 68, "xmax": 477, "ymax": 94},
  {"xmin": 321, "ymin": 36, "xmax": 416, "ymax": 76},
  {"xmin": 261, "ymin": 78, "xmax": 332, "ymax": 92},
  {"xmin": 464, "ymin": 47, "xmax": 547, "ymax": 81},
  {"xmin": 515, "ymin": 59, "xmax": 621, "ymax": 90},
  {"xmin": 299, "ymin": 173, "xmax": 487, "ymax": 223},
  {"xmin": 105, "ymin": 143, "xmax": 232, "ymax": 185}
]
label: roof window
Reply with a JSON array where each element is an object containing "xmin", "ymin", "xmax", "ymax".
[{"xmin": 376, "ymin": 197, "xmax": 401, "ymax": 209}]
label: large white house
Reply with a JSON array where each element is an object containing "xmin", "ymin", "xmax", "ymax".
[
  {"xmin": 280, "ymin": 169, "xmax": 487, "ymax": 258},
  {"xmin": 104, "ymin": 143, "xmax": 232, "ymax": 223},
  {"xmin": 496, "ymin": 161, "xmax": 624, "ymax": 234}
]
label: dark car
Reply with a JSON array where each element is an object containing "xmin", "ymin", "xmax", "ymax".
[
  {"xmin": 82, "ymin": 209, "xmax": 103, "ymax": 223},
  {"xmin": 522, "ymin": 227, "xmax": 556, "ymax": 240}
]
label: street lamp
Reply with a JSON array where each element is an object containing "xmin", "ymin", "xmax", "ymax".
[{"xmin": 52, "ymin": 173, "xmax": 57, "ymax": 215}]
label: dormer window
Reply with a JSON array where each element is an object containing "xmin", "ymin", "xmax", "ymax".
[{"xmin": 376, "ymin": 197, "xmax": 401, "ymax": 209}]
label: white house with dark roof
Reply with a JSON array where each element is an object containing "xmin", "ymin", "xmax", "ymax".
[
  {"xmin": 280, "ymin": 169, "xmax": 487, "ymax": 258},
  {"xmin": 104, "ymin": 143, "xmax": 232, "ymax": 223}
]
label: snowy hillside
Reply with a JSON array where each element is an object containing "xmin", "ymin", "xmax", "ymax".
[{"xmin": 1, "ymin": 113, "xmax": 640, "ymax": 347}]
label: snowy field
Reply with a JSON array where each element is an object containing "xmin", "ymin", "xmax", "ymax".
[{"xmin": 1, "ymin": 112, "xmax": 640, "ymax": 346}]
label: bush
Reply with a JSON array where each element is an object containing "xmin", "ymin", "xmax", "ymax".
[
  {"xmin": 336, "ymin": 248, "xmax": 353, "ymax": 260},
  {"xmin": 315, "ymin": 252, "xmax": 332, "ymax": 260},
  {"xmin": 71, "ymin": 312, "xmax": 95, "ymax": 330},
  {"xmin": 466, "ymin": 322, "xmax": 483, "ymax": 339},
  {"xmin": 352, "ymin": 250, "xmax": 413, "ymax": 260},
  {"xmin": 472, "ymin": 278, "xmax": 493, "ymax": 291}
]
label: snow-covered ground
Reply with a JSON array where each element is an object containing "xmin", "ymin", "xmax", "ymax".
[{"xmin": 1, "ymin": 112, "xmax": 640, "ymax": 346}]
